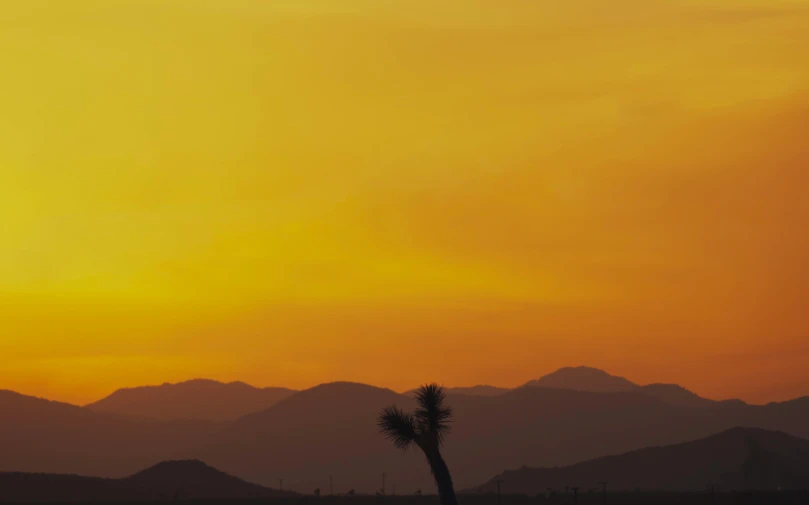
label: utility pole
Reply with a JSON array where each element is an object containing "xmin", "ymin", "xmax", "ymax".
[
  {"xmin": 598, "ymin": 482, "xmax": 607, "ymax": 505},
  {"xmin": 571, "ymin": 487, "xmax": 579, "ymax": 505},
  {"xmin": 280, "ymin": 479, "xmax": 284, "ymax": 492},
  {"xmin": 330, "ymin": 476, "xmax": 333, "ymax": 496},
  {"xmin": 496, "ymin": 480, "xmax": 504, "ymax": 505}
]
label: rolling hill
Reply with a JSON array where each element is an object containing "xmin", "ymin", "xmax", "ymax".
[
  {"xmin": 0, "ymin": 389, "xmax": 220, "ymax": 477},
  {"xmin": 470, "ymin": 427, "xmax": 809, "ymax": 493},
  {"xmin": 87, "ymin": 379, "xmax": 296, "ymax": 421},
  {"xmin": 124, "ymin": 460, "xmax": 293, "ymax": 499},
  {"xmin": 0, "ymin": 460, "xmax": 292, "ymax": 502}
]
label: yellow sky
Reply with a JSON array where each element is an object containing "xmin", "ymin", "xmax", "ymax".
[{"xmin": 1, "ymin": 0, "xmax": 808, "ymax": 405}]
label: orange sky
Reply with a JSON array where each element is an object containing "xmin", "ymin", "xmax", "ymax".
[{"xmin": 1, "ymin": 0, "xmax": 808, "ymax": 406}]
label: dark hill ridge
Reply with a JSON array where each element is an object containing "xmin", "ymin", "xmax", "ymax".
[
  {"xmin": 0, "ymin": 460, "xmax": 293, "ymax": 503},
  {"xmin": 87, "ymin": 379, "xmax": 296, "ymax": 421},
  {"xmin": 125, "ymin": 460, "xmax": 292, "ymax": 498},
  {"xmin": 470, "ymin": 427, "xmax": 809, "ymax": 493}
]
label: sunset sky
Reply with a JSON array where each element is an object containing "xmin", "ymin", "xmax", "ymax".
[{"xmin": 1, "ymin": 0, "xmax": 808, "ymax": 406}]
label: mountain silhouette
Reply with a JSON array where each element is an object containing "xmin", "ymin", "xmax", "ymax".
[
  {"xmin": 469, "ymin": 427, "xmax": 809, "ymax": 493},
  {"xmin": 0, "ymin": 460, "xmax": 292, "ymax": 502},
  {"xmin": 124, "ymin": 460, "xmax": 292, "ymax": 499},
  {"xmin": 4, "ymin": 376, "xmax": 809, "ymax": 494},
  {"xmin": 0, "ymin": 389, "xmax": 219, "ymax": 477},
  {"xmin": 404, "ymin": 368, "xmax": 718, "ymax": 406},
  {"xmin": 522, "ymin": 366, "xmax": 639, "ymax": 393},
  {"xmin": 87, "ymin": 379, "xmax": 296, "ymax": 421},
  {"xmin": 523, "ymin": 367, "xmax": 718, "ymax": 407},
  {"xmin": 188, "ymin": 383, "xmax": 809, "ymax": 493}
]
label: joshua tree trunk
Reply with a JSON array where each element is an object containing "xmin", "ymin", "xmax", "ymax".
[{"xmin": 425, "ymin": 447, "xmax": 458, "ymax": 505}]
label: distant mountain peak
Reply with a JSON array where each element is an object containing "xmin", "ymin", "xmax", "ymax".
[
  {"xmin": 311, "ymin": 380, "xmax": 388, "ymax": 389},
  {"xmin": 523, "ymin": 366, "xmax": 639, "ymax": 393},
  {"xmin": 135, "ymin": 459, "xmax": 211, "ymax": 471},
  {"xmin": 554, "ymin": 366, "xmax": 629, "ymax": 377}
]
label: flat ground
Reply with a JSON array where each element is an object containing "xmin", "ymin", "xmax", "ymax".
[{"xmin": 5, "ymin": 492, "xmax": 808, "ymax": 505}]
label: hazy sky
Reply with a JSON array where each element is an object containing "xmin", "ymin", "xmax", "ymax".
[{"xmin": 1, "ymin": 0, "xmax": 808, "ymax": 405}]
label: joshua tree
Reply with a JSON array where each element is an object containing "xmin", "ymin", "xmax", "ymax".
[{"xmin": 377, "ymin": 383, "xmax": 457, "ymax": 505}]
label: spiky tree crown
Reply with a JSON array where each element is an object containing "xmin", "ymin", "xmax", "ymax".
[{"xmin": 378, "ymin": 383, "xmax": 453, "ymax": 451}]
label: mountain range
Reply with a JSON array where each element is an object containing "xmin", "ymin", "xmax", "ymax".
[
  {"xmin": 0, "ymin": 460, "xmax": 292, "ymax": 502},
  {"xmin": 86, "ymin": 379, "xmax": 296, "ymax": 421},
  {"xmin": 2, "ymin": 367, "xmax": 809, "ymax": 494},
  {"xmin": 471, "ymin": 427, "xmax": 809, "ymax": 493},
  {"xmin": 75, "ymin": 366, "xmax": 729, "ymax": 423}
]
